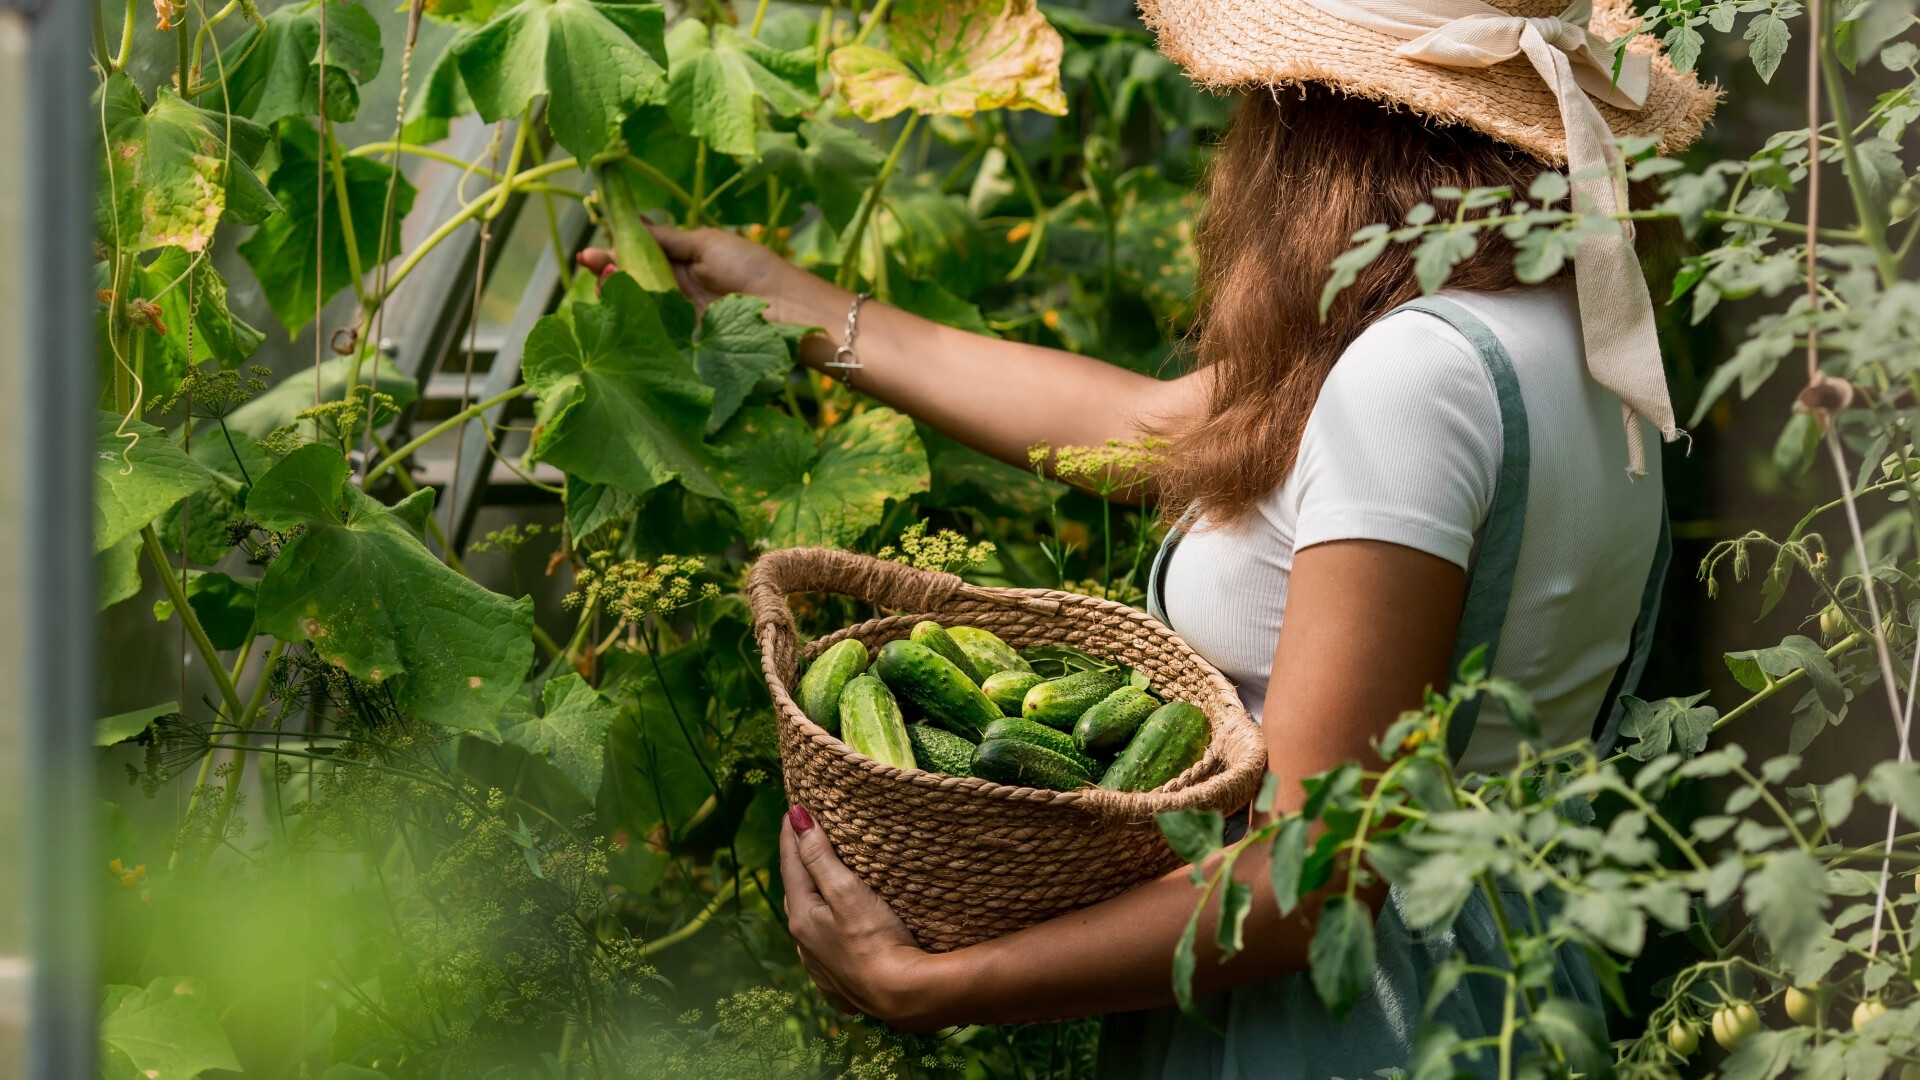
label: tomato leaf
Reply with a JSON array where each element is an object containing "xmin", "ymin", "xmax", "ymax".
[
  {"xmin": 1155, "ymin": 808, "xmax": 1223, "ymax": 864},
  {"xmin": 99, "ymin": 977, "xmax": 241, "ymax": 1080},
  {"xmin": 216, "ymin": 0, "xmax": 386, "ymax": 126},
  {"xmin": 665, "ymin": 20, "xmax": 816, "ymax": 158},
  {"xmin": 97, "ymin": 74, "xmax": 279, "ymax": 255},
  {"xmin": 503, "ymin": 673, "xmax": 619, "ymax": 800},
  {"xmin": 236, "ymin": 121, "xmax": 416, "ymax": 334},
  {"xmin": 250, "ymin": 444, "xmax": 535, "ymax": 733},
  {"xmin": 830, "ymin": 0, "xmax": 1067, "ymax": 121},
  {"xmin": 689, "ymin": 294, "xmax": 792, "ymax": 433},
  {"xmin": 1309, "ymin": 895, "xmax": 1375, "ymax": 1019},
  {"xmin": 711, "ymin": 406, "xmax": 930, "ymax": 549},
  {"xmin": 454, "ymin": 0, "xmax": 667, "ymax": 162},
  {"xmin": 94, "ymin": 411, "xmax": 218, "ymax": 554},
  {"xmin": 521, "ymin": 273, "xmax": 722, "ymax": 500}
]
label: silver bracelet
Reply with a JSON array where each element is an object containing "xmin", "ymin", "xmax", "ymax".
[{"xmin": 822, "ymin": 292, "xmax": 871, "ymax": 389}]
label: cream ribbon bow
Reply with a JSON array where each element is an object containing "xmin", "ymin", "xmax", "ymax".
[{"xmin": 1305, "ymin": 0, "xmax": 1675, "ymax": 474}]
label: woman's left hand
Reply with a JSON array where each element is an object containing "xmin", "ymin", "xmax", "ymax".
[{"xmin": 779, "ymin": 805, "xmax": 957, "ymax": 1031}]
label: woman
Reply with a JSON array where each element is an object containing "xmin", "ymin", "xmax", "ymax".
[{"xmin": 653, "ymin": 0, "xmax": 1715, "ymax": 1071}]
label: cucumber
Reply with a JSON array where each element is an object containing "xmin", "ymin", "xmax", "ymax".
[
  {"xmin": 949, "ymin": 626, "xmax": 1032, "ymax": 680},
  {"xmin": 870, "ymin": 640, "xmax": 1003, "ymax": 740},
  {"xmin": 795, "ymin": 637, "xmax": 869, "ymax": 733},
  {"xmin": 982, "ymin": 670, "xmax": 1045, "ymax": 716},
  {"xmin": 1073, "ymin": 686, "xmax": 1160, "ymax": 756},
  {"xmin": 983, "ymin": 717, "xmax": 1102, "ymax": 776},
  {"xmin": 1022, "ymin": 667, "xmax": 1127, "ymax": 730},
  {"xmin": 1099, "ymin": 701, "xmax": 1210, "ymax": 793},
  {"xmin": 906, "ymin": 724, "xmax": 975, "ymax": 776},
  {"xmin": 970, "ymin": 738, "xmax": 1092, "ymax": 791},
  {"xmin": 910, "ymin": 621, "xmax": 982, "ymax": 684},
  {"xmin": 839, "ymin": 675, "xmax": 915, "ymax": 770}
]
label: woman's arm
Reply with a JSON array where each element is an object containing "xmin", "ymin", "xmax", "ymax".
[
  {"xmin": 649, "ymin": 226, "xmax": 1207, "ymax": 472},
  {"xmin": 778, "ymin": 538, "xmax": 1466, "ymax": 1031}
]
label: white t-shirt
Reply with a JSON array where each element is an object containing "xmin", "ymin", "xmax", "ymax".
[{"xmin": 1160, "ymin": 284, "xmax": 1663, "ymax": 772}]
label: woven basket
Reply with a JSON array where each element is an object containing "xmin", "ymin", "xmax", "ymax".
[{"xmin": 749, "ymin": 548, "xmax": 1268, "ymax": 952}]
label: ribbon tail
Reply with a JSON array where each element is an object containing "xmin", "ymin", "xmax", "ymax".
[{"xmin": 1521, "ymin": 30, "xmax": 1676, "ymax": 477}]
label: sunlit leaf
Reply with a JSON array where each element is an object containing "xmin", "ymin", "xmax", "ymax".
[
  {"xmin": 99, "ymin": 977, "xmax": 240, "ymax": 1080},
  {"xmin": 454, "ymin": 0, "xmax": 667, "ymax": 161},
  {"xmin": 1155, "ymin": 808, "xmax": 1223, "ymax": 864},
  {"xmin": 689, "ymin": 294, "xmax": 792, "ymax": 433},
  {"xmin": 830, "ymin": 0, "xmax": 1067, "ymax": 122},
  {"xmin": 521, "ymin": 274, "xmax": 722, "ymax": 500},
  {"xmin": 96, "ymin": 74, "xmax": 278, "ymax": 256},
  {"xmin": 711, "ymin": 406, "xmax": 929, "ymax": 549},
  {"xmin": 250, "ymin": 445, "xmax": 535, "ymax": 733},
  {"xmin": 665, "ymin": 20, "xmax": 815, "ymax": 158}
]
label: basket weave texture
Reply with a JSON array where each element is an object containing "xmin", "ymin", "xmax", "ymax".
[{"xmin": 750, "ymin": 548, "xmax": 1268, "ymax": 952}]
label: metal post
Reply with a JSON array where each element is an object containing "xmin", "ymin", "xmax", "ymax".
[{"xmin": 1, "ymin": 0, "xmax": 98, "ymax": 1074}]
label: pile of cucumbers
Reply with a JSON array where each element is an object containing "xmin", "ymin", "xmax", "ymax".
[{"xmin": 794, "ymin": 621, "xmax": 1209, "ymax": 793}]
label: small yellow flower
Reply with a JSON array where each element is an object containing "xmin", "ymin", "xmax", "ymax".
[
  {"xmin": 1007, "ymin": 221, "xmax": 1034, "ymax": 244},
  {"xmin": 1042, "ymin": 309, "xmax": 1061, "ymax": 331}
]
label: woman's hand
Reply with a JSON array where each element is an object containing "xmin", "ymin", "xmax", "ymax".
[
  {"xmin": 779, "ymin": 805, "xmax": 960, "ymax": 1032},
  {"xmin": 648, "ymin": 225, "xmax": 827, "ymax": 320}
]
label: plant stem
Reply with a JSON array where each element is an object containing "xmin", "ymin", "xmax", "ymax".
[
  {"xmin": 198, "ymin": 640, "xmax": 288, "ymax": 865},
  {"xmin": 997, "ymin": 130, "xmax": 1049, "ymax": 280},
  {"xmin": 850, "ymin": 0, "xmax": 891, "ymax": 46},
  {"xmin": 362, "ymin": 383, "xmax": 528, "ymax": 483},
  {"xmin": 636, "ymin": 882, "xmax": 736, "ymax": 957},
  {"xmin": 92, "ymin": 0, "xmax": 114, "ymax": 73},
  {"xmin": 142, "ymin": 526, "xmax": 245, "ymax": 720},
  {"xmin": 1819, "ymin": 36, "xmax": 1899, "ymax": 285},
  {"xmin": 836, "ymin": 113, "xmax": 919, "ymax": 289},
  {"xmin": 378, "ymin": 158, "xmax": 578, "ymax": 300},
  {"xmin": 324, "ymin": 120, "xmax": 369, "ymax": 306},
  {"xmin": 619, "ymin": 153, "xmax": 698, "ymax": 212},
  {"xmin": 348, "ymin": 141, "xmax": 502, "ymax": 178},
  {"xmin": 748, "ymin": 0, "xmax": 770, "ymax": 36},
  {"xmin": 690, "ymin": 140, "xmax": 709, "ymax": 227},
  {"xmin": 489, "ymin": 104, "xmax": 536, "ymax": 222},
  {"xmin": 114, "ymin": 0, "xmax": 136, "ymax": 71}
]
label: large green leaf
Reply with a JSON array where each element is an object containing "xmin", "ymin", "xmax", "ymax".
[
  {"xmin": 503, "ymin": 673, "xmax": 619, "ymax": 800},
  {"xmin": 249, "ymin": 445, "xmax": 534, "ymax": 733},
  {"xmin": 237, "ymin": 121, "xmax": 417, "ymax": 334},
  {"xmin": 98, "ymin": 534, "xmax": 144, "ymax": 610},
  {"xmin": 402, "ymin": 38, "xmax": 478, "ymax": 143},
  {"xmin": 665, "ymin": 20, "xmax": 815, "ymax": 158},
  {"xmin": 798, "ymin": 119, "xmax": 884, "ymax": 229},
  {"xmin": 454, "ymin": 0, "xmax": 667, "ymax": 162},
  {"xmin": 829, "ymin": 0, "xmax": 1067, "ymax": 122},
  {"xmin": 711, "ymin": 406, "xmax": 929, "ymax": 549},
  {"xmin": 140, "ymin": 248, "xmax": 265, "ymax": 371},
  {"xmin": 97, "ymin": 74, "xmax": 278, "ymax": 255},
  {"xmin": 1308, "ymin": 895, "xmax": 1376, "ymax": 1020},
  {"xmin": 154, "ymin": 571, "xmax": 260, "ymax": 651},
  {"xmin": 95, "ymin": 411, "xmax": 218, "ymax": 553},
  {"xmin": 159, "ymin": 429, "xmax": 277, "ymax": 565},
  {"xmin": 99, "ymin": 977, "xmax": 240, "ymax": 1080},
  {"xmin": 521, "ymin": 274, "xmax": 720, "ymax": 499},
  {"xmin": 216, "ymin": 0, "xmax": 385, "ymax": 126},
  {"xmin": 225, "ymin": 354, "xmax": 419, "ymax": 439},
  {"xmin": 689, "ymin": 294, "xmax": 791, "ymax": 433}
]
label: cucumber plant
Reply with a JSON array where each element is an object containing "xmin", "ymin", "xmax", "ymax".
[
  {"xmin": 93, "ymin": 0, "xmax": 1207, "ymax": 1075},
  {"xmin": 1167, "ymin": 4, "xmax": 1920, "ymax": 1077}
]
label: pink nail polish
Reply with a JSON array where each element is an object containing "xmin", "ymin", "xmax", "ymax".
[{"xmin": 788, "ymin": 804, "xmax": 815, "ymax": 834}]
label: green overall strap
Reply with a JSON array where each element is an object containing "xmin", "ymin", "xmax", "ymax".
[
  {"xmin": 1396, "ymin": 297, "xmax": 1531, "ymax": 764},
  {"xmin": 1590, "ymin": 508, "xmax": 1673, "ymax": 753}
]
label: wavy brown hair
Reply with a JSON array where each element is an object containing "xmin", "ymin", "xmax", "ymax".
[{"xmin": 1155, "ymin": 84, "xmax": 1568, "ymax": 524}]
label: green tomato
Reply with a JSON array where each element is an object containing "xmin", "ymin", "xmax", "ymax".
[
  {"xmin": 1784, "ymin": 985, "xmax": 1821, "ymax": 1026},
  {"xmin": 1666, "ymin": 1022, "xmax": 1699, "ymax": 1058},
  {"xmin": 1899, "ymin": 1063, "xmax": 1920, "ymax": 1080},
  {"xmin": 1712, "ymin": 1003, "xmax": 1762, "ymax": 1051},
  {"xmin": 1854, "ymin": 999, "xmax": 1887, "ymax": 1032},
  {"xmin": 1819, "ymin": 605, "xmax": 1847, "ymax": 640}
]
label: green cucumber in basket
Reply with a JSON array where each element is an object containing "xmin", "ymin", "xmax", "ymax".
[
  {"xmin": 1022, "ymin": 667, "xmax": 1127, "ymax": 729},
  {"xmin": 910, "ymin": 621, "xmax": 983, "ymax": 684},
  {"xmin": 982, "ymin": 670, "xmax": 1045, "ymax": 716},
  {"xmin": 1099, "ymin": 701, "xmax": 1210, "ymax": 793},
  {"xmin": 949, "ymin": 626, "xmax": 1032, "ymax": 680},
  {"xmin": 906, "ymin": 724, "xmax": 976, "ymax": 776},
  {"xmin": 970, "ymin": 738, "xmax": 1092, "ymax": 791},
  {"xmin": 839, "ymin": 675, "xmax": 915, "ymax": 770},
  {"xmin": 795, "ymin": 637, "xmax": 868, "ymax": 732},
  {"xmin": 1073, "ymin": 685, "xmax": 1160, "ymax": 756},
  {"xmin": 983, "ymin": 718, "xmax": 1102, "ymax": 777},
  {"xmin": 871, "ymin": 640, "xmax": 1002, "ymax": 740}
]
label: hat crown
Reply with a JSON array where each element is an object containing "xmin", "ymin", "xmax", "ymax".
[{"xmin": 1485, "ymin": 0, "xmax": 1573, "ymax": 18}]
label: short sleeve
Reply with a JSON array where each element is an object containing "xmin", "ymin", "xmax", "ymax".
[{"xmin": 1286, "ymin": 309, "xmax": 1503, "ymax": 569}]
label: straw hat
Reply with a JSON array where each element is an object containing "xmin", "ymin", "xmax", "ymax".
[{"xmin": 1139, "ymin": 0, "xmax": 1719, "ymax": 164}]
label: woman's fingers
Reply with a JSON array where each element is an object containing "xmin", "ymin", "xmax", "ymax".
[
  {"xmin": 779, "ymin": 812, "xmax": 828, "ymax": 924},
  {"xmin": 646, "ymin": 222, "xmax": 703, "ymax": 261}
]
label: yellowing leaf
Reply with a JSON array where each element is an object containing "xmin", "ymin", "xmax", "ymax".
[{"xmin": 829, "ymin": 0, "xmax": 1066, "ymax": 122}]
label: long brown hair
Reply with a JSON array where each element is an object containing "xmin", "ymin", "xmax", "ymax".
[{"xmin": 1155, "ymin": 84, "xmax": 1562, "ymax": 524}]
